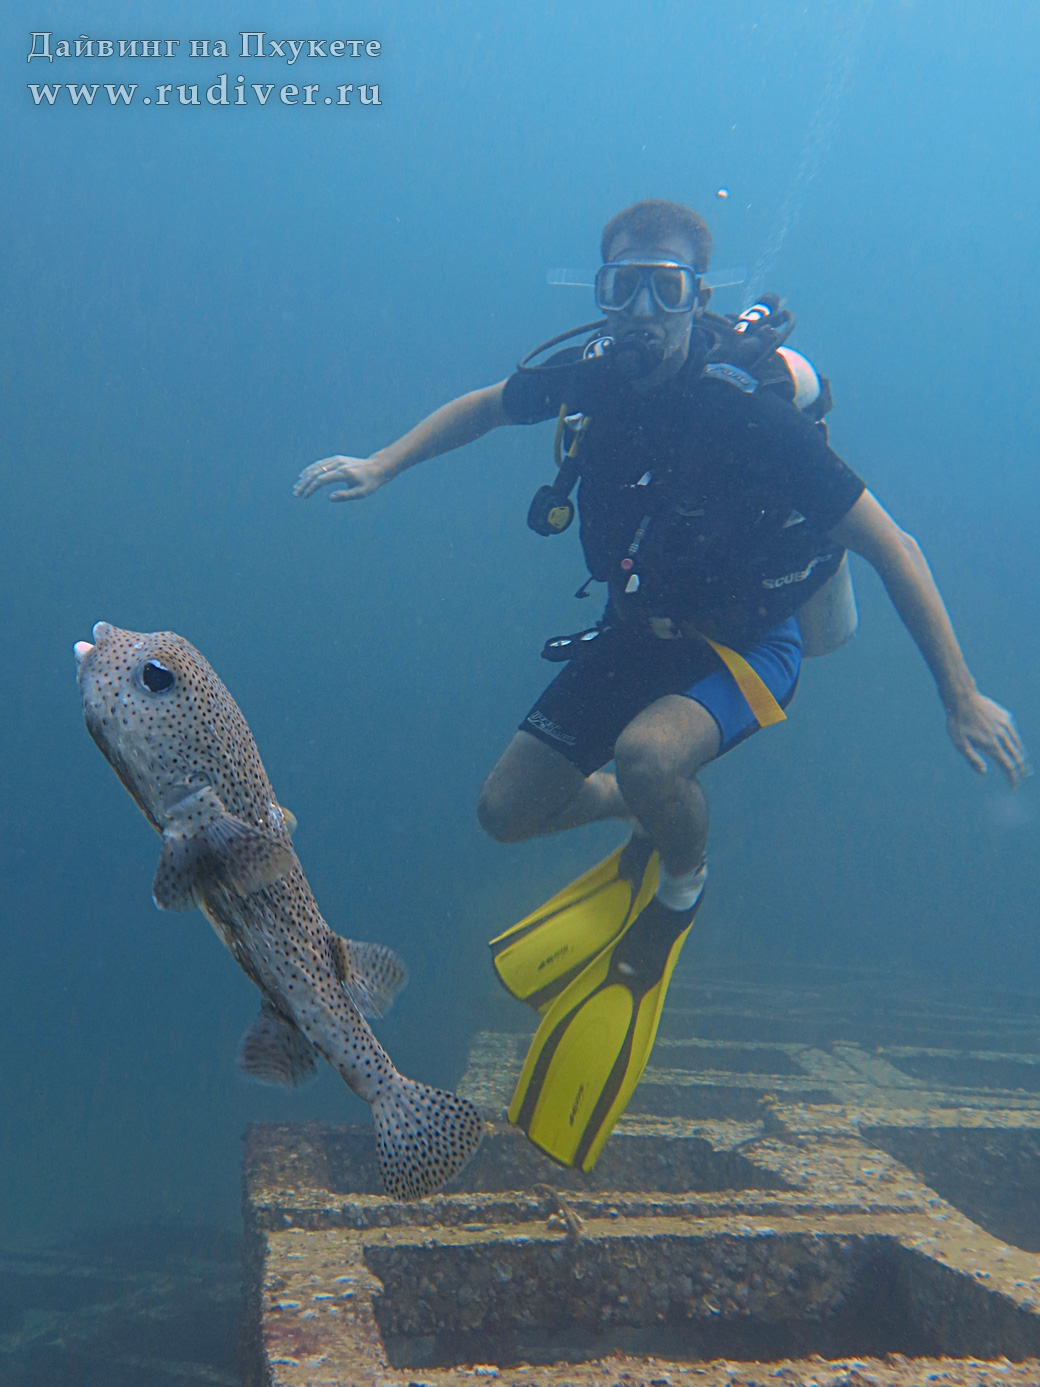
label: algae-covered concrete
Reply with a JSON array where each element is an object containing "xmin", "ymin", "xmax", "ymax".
[{"xmin": 242, "ymin": 966, "xmax": 1040, "ymax": 1386}]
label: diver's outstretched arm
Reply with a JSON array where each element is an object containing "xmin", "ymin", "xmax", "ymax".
[
  {"xmin": 829, "ymin": 489, "xmax": 1029, "ymax": 787},
  {"xmin": 294, "ymin": 381, "xmax": 512, "ymax": 502}
]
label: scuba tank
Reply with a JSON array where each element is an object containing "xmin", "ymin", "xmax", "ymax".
[
  {"xmin": 723, "ymin": 295, "xmax": 832, "ymax": 422},
  {"xmin": 729, "ymin": 298, "xmax": 854, "ymax": 655},
  {"xmin": 795, "ymin": 552, "xmax": 858, "ymax": 658}
]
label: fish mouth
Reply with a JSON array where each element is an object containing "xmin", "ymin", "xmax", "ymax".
[{"xmin": 74, "ymin": 621, "xmax": 114, "ymax": 668}]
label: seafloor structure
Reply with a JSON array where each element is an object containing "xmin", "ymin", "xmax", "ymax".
[{"xmin": 243, "ymin": 965, "xmax": 1040, "ymax": 1386}]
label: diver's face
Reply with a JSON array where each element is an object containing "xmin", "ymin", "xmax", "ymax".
[{"xmin": 602, "ymin": 231, "xmax": 699, "ymax": 386}]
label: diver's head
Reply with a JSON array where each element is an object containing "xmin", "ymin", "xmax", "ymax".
[{"xmin": 597, "ymin": 200, "xmax": 712, "ymax": 387}]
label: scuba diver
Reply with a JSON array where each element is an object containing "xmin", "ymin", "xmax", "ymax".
[{"xmin": 295, "ymin": 200, "xmax": 1028, "ymax": 1174}]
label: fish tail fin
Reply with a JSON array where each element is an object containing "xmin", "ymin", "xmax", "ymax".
[{"xmin": 371, "ymin": 1074, "xmax": 483, "ymax": 1201}]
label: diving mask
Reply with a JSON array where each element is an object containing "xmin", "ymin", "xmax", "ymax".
[{"xmin": 594, "ymin": 260, "xmax": 701, "ymax": 315}]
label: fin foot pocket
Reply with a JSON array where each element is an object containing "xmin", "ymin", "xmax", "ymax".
[
  {"xmin": 373, "ymin": 1076, "xmax": 483, "ymax": 1201},
  {"xmin": 489, "ymin": 835, "xmax": 658, "ymax": 1011}
]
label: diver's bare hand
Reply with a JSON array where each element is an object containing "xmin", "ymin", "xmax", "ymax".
[
  {"xmin": 947, "ymin": 691, "xmax": 1030, "ymax": 787},
  {"xmin": 293, "ymin": 455, "xmax": 390, "ymax": 502}
]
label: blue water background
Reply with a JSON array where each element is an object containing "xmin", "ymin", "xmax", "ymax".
[{"xmin": 1, "ymin": 0, "xmax": 1037, "ymax": 1243}]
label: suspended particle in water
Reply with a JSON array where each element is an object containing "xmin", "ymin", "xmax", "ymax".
[{"xmin": 716, "ymin": 187, "xmax": 729, "ymax": 199}]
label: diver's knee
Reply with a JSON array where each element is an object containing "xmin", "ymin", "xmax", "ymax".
[
  {"xmin": 477, "ymin": 780, "xmax": 529, "ymax": 844},
  {"xmin": 614, "ymin": 727, "xmax": 678, "ymax": 803}
]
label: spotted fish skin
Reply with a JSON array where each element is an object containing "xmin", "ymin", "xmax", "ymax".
[{"xmin": 75, "ymin": 622, "xmax": 483, "ymax": 1201}]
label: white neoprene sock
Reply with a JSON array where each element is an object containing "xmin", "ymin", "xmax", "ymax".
[{"xmin": 656, "ymin": 860, "xmax": 708, "ymax": 913}]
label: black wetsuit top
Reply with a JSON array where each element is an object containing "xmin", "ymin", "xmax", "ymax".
[{"xmin": 502, "ymin": 328, "xmax": 866, "ymax": 646}]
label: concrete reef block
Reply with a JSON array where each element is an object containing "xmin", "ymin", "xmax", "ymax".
[
  {"xmin": 243, "ymin": 965, "xmax": 1040, "ymax": 1385},
  {"xmin": 242, "ymin": 1121, "xmax": 1040, "ymax": 1385}
]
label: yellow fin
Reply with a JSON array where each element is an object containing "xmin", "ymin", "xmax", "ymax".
[
  {"xmin": 490, "ymin": 837, "xmax": 657, "ymax": 1012},
  {"xmin": 508, "ymin": 894, "xmax": 699, "ymax": 1171}
]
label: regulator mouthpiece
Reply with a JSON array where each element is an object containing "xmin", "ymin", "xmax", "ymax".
[{"xmin": 609, "ymin": 330, "xmax": 665, "ymax": 380}]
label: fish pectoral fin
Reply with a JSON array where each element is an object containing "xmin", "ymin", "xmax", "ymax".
[
  {"xmin": 237, "ymin": 1001, "xmax": 317, "ymax": 1087},
  {"xmin": 279, "ymin": 804, "xmax": 298, "ymax": 836},
  {"xmin": 329, "ymin": 935, "xmax": 409, "ymax": 1019},
  {"xmin": 152, "ymin": 836, "xmax": 202, "ymax": 912},
  {"xmin": 160, "ymin": 782, "xmax": 227, "ymax": 826},
  {"xmin": 211, "ymin": 818, "xmax": 295, "ymax": 895},
  {"xmin": 153, "ymin": 795, "xmax": 295, "ymax": 911}
]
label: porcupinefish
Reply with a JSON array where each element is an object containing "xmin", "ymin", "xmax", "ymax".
[{"xmin": 74, "ymin": 622, "xmax": 483, "ymax": 1200}]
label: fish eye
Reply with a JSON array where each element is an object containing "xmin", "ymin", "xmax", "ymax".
[{"xmin": 139, "ymin": 660, "xmax": 175, "ymax": 694}]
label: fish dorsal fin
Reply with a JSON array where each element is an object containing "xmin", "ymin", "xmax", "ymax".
[
  {"xmin": 237, "ymin": 1001, "xmax": 317, "ymax": 1087},
  {"xmin": 329, "ymin": 936, "xmax": 409, "ymax": 1018},
  {"xmin": 153, "ymin": 786, "xmax": 295, "ymax": 911}
]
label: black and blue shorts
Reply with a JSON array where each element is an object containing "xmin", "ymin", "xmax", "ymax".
[{"xmin": 520, "ymin": 617, "xmax": 802, "ymax": 776}]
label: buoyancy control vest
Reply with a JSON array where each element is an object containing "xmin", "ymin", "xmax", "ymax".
[
  {"xmin": 524, "ymin": 295, "xmax": 833, "ymax": 540},
  {"xmin": 520, "ymin": 296, "xmax": 858, "ymax": 663}
]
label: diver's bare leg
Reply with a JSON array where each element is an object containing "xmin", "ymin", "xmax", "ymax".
[
  {"xmin": 478, "ymin": 731, "xmax": 629, "ymax": 844},
  {"xmin": 613, "ymin": 695, "xmax": 721, "ymax": 876}
]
